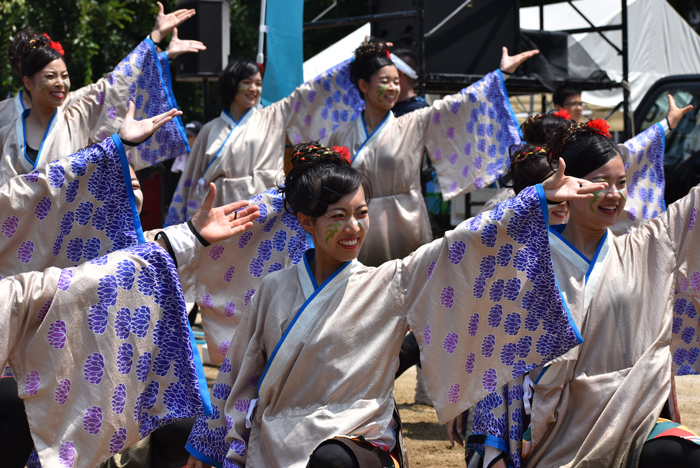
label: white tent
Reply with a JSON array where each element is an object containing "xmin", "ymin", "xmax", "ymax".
[
  {"xmin": 303, "ymin": 1, "xmax": 700, "ymax": 111},
  {"xmin": 520, "ymin": 0, "xmax": 700, "ymax": 110}
]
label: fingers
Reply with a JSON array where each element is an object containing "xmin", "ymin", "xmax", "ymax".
[
  {"xmin": 668, "ymin": 94, "xmax": 677, "ymax": 110},
  {"xmin": 172, "ymin": 27, "xmax": 179, "ymax": 40},
  {"xmin": 574, "ymin": 181, "xmax": 608, "ymax": 196},
  {"xmin": 157, "ymin": 1, "xmax": 164, "ymax": 15},
  {"xmin": 125, "ymin": 101, "xmax": 135, "ymax": 121},
  {"xmin": 230, "ymin": 208, "xmax": 261, "ymax": 227},
  {"xmin": 201, "ymin": 182, "xmax": 217, "ymax": 212},
  {"xmin": 554, "ymin": 157, "xmax": 566, "ymax": 180},
  {"xmin": 221, "ymin": 199, "xmax": 252, "ymax": 215}
]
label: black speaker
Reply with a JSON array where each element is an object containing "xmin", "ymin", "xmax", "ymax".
[
  {"xmin": 174, "ymin": 0, "xmax": 230, "ymax": 81},
  {"xmin": 372, "ymin": 0, "xmax": 519, "ymax": 77}
]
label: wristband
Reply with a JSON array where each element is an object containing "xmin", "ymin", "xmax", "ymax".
[
  {"xmin": 148, "ymin": 33, "xmax": 163, "ymax": 49},
  {"xmin": 187, "ymin": 219, "xmax": 211, "ymax": 247},
  {"xmin": 154, "ymin": 231, "xmax": 178, "ymax": 268}
]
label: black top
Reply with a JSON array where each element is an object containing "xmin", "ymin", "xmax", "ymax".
[
  {"xmin": 26, "ymin": 145, "xmax": 39, "ymax": 164},
  {"xmin": 392, "ymin": 96, "xmax": 429, "ymax": 117}
]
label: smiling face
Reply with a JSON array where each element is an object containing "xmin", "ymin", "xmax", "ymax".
[
  {"xmin": 358, "ymin": 65, "xmax": 400, "ymax": 112},
  {"xmin": 299, "ymin": 186, "xmax": 369, "ymax": 265},
  {"xmin": 549, "ymin": 202, "xmax": 569, "ymax": 225},
  {"xmin": 23, "ymin": 58, "xmax": 70, "ymax": 109},
  {"xmin": 568, "ymin": 155, "xmax": 627, "ymax": 230},
  {"xmin": 231, "ymin": 72, "xmax": 262, "ymax": 114}
]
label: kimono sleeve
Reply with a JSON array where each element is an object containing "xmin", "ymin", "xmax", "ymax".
[
  {"xmin": 5, "ymin": 243, "xmax": 211, "ymax": 468},
  {"xmin": 663, "ymin": 185, "xmax": 700, "ymax": 374},
  {"xmin": 67, "ymin": 38, "xmax": 189, "ymax": 171},
  {"xmin": 174, "ymin": 189, "xmax": 308, "ymax": 364},
  {"xmin": 614, "ymin": 122, "xmax": 666, "ymax": 233},
  {"xmin": 284, "ymin": 59, "xmax": 365, "ymax": 145},
  {"xmin": 423, "ymin": 70, "xmax": 522, "ymax": 201},
  {"xmin": 401, "ymin": 185, "xmax": 582, "ymax": 423},
  {"xmin": 187, "ymin": 288, "xmax": 267, "ymax": 468},
  {"xmin": 0, "ymin": 135, "xmax": 143, "ymax": 279}
]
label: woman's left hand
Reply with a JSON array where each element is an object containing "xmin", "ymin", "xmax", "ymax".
[
  {"xmin": 542, "ymin": 158, "xmax": 608, "ymax": 202},
  {"xmin": 150, "ymin": 1, "xmax": 196, "ymax": 44},
  {"xmin": 189, "ymin": 183, "xmax": 261, "ymax": 244},
  {"xmin": 666, "ymin": 94, "xmax": 694, "ymax": 130},
  {"xmin": 500, "ymin": 47, "xmax": 539, "ymax": 74},
  {"xmin": 166, "ymin": 28, "xmax": 207, "ymax": 59},
  {"xmin": 118, "ymin": 102, "xmax": 182, "ymax": 147}
]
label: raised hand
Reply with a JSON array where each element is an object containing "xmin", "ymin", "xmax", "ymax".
[
  {"xmin": 166, "ymin": 28, "xmax": 206, "ymax": 60},
  {"xmin": 118, "ymin": 102, "xmax": 182, "ymax": 147},
  {"xmin": 189, "ymin": 183, "xmax": 261, "ymax": 244},
  {"xmin": 150, "ymin": 1, "xmax": 196, "ymax": 44},
  {"xmin": 542, "ymin": 158, "xmax": 608, "ymax": 202},
  {"xmin": 500, "ymin": 47, "xmax": 539, "ymax": 74},
  {"xmin": 667, "ymin": 94, "xmax": 694, "ymax": 130}
]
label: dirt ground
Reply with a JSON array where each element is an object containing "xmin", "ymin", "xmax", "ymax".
[{"xmin": 204, "ymin": 364, "xmax": 700, "ymax": 467}]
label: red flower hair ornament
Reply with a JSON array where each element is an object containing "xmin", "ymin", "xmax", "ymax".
[
  {"xmin": 587, "ymin": 118, "xmax": 611, "ymax": 138},
  {"xmin": 553, "ymin": 109, "xmax": 571, "ymax": 120},
  {"xmin": 332, "ymin": 146, "xmax": 352, "ymax": 164},
  {"xmin": 44, "ymin": 33, "xmax": 64, "ymax": 56}
]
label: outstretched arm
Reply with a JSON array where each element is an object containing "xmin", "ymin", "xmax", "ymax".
[
  {"xmin": 189, "ymin": 183, "xmax": 261, "ymax": 244},
  {"xmin": 667, "ymin": 94, "xmax": 694, "ymax": 130},
  {"xmin": 541, "ymin": 158, "xmax": 608, "ymax": 202},
  {"xmin": 118, "ymin": 101, "xmax": 183, "ymax": 147}
]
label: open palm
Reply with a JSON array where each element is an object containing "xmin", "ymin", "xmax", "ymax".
[
  {"xmin": 189, "ymin": 183, "xmax": 261, "ymax": 244},
  {"xmin": 542, "ymin": 159, "xmax": 608, "ymax": 202},
  {"xmin": 118, "ymin": 102, "xmax": 182, "ymax": 147},
  {"xmin": 151, "ymin": 1, "xmax": 196, "ymax": 43}
]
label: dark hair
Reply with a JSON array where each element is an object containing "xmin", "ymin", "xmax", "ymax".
[
  {"xmin": 279, "ymin": 142, "xmax": 372, "ymax": 218},
  {"xmin": 522, "ymin": 113, "xmax": 573, "ymax": 146},
  {"xmin": 501, "ymin": 143, "xmax": 557, "ymax": 194},
  {"xmin": 391, "ymin": 47, "xmax": 417, "ymax": 87},
  {"xmin": 552, "ymin": 83, "xmax": 582, "ymax": 107},
  {"xmin": 219, "ymin": 59, "xmax": 262, "ymax": 108},
  {"xmin": 547, "ymin": 124, "xmax": 621, "ymax": 179},
  {"xmin": 349, "ymin": 38, "xmax": 394, "ymax": 94},
  {"xmin": 7, "ymin": 27, "xmax": 63, "ymax": 83}
]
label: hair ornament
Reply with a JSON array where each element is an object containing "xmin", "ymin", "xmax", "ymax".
[
  {"xmin": 43, "ymin": 33, "xmax": 64, "ymax": 56},
  {"xmin": 553, "ymin": 109, "xmax": 571, "ymax": 120},
  {"xmin": 290, "ymin": 143, "xmax": 338, "ymax": 167},
  {"xmin": 586, "ymin": 118, "xmax": 612, "ymax": 138},
  {"xmin": 332, "ymin": 146, "xmax": 352, "ymax": 164},
  {"xmin": 512, "ymin": 146, "xmax": 545, "ymax": 165}
]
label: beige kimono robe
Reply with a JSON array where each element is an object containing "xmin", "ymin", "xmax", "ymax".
[
  {"xmin": 328, "ymin": 70, "xmax": 521, "ymax": 266},
  {"xmin": 1, "ymin": 242, "xmax": 212, "ymax": 468},
  {"xmin": 469, "ymin": 184, "xmax": 700, "ymax": 468},
  {"xmin": 0, "ymin": 38, "xmax": 189, "ymax": 188},
  {"xmin": 186, "ymin": 185, "xmax": 584, "ymax": 468}
]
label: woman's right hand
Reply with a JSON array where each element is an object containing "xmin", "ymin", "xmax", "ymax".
[
  {"xmin": 187, "ymin": 455, "xmax": 211, "ymax": 468},
  {"xmin": 541, "ymin": 158, "xmax": 608, "ymax": 203},
  {"xmin": 446, "ymin": 413, "xmax": 464, "ymax": 447}
]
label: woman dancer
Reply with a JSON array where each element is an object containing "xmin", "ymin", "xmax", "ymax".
[
  {"xmin": 464, "ymin": 120, "xmax": 700, "ymax": 467},
  {"xmin": 325, "ymin": 39, "xmax": 536, "ymax": 266},
  {"xmin": 183, "ymin": 142, "xmax": 606, "ymax": 468},
  {"xmin": 0, "ymin": 4, "xmax": 203, "ymax": 185}
]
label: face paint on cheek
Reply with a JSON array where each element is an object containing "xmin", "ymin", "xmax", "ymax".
[
  {"xmin": 376, "ymin": 84, "xmax": 388, "ymax": 102},
  {"xmin": 324, "ymin": 221, "xmax": 342, "ymax": 246},
  {"xmin": 62, "ymin": 79, "xmax": 70, "ymax": 91},
  {"xmin": 589, "ymin": 190, "xmax": 604, "ymax": 212},
  {"xmin": 237, "ymin": 84, "xmax": 249, "ymax": 94},
  {"xmin": 617, "ymin": 189, "xmax": 627, "ymax": 201},
  {"xmin": 352, "ymin": 218, "xmax": 368, "ymax": 234}
]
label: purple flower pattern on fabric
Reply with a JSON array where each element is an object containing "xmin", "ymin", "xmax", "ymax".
[
  {"xmin": 37, "ymin": 300, "xmax": 52, "ymax": 322},
  {"xmin": 24, "ymin": 170, "xmax": 40, "ymax": 183},
  {"xmin": 497, "ymin": 244, "xmax": 513, "ymax": 267},
  {"xmin": 84, "ymin": 353, "xmax": 105, "ymax": 384},
  {"xmin": 244, "ymin": 289, "xmax": 256, "ymax": 306},
  {"xmin": 35, "ymin": 197, "xmax": 52, "ymax": 220},
  {"xmin": 1, "ymin": 216, "xmax": 18, "ymax": 238},
  {"xmin": 690, "ymin": 207, "xmax": 696, "ymax": 231},
  {"xmin": 488, "ymin": 305, "xmax": 503, "ymax": 328},
  {"xmin": 448, "ymin": 241, "xmax": 466, "ymax": 264},
  {"xmin": 213, "ymin": 383, "xmax": 232, "ymax": 400},
  {"xmin": 66, "ymin": 238, "xmax": 84, "ymax": 263},
  {"xmin": 17, "ymin": 240, "xmax": 34, "ymax": 263},
  {"xmin": 132, "ymin": 306, "xmax": 151, "ymax": 338},
  {"xmin": 115, "ymin": 308, "xmax": 131, "ymax": 339},
  {"xmin": 219, "ymin": 340, "xmax": 231, "ymax": 357},
  {"xmin": 504, "ymin": 278, "xmax": 521, "ymax": 301},
  {"xmin": 482, "ymin": 334, "xmax": 495, "ymax": 357},
  {"xmin": 465, "ymin": 353, "xmax": 476, "ymax": 374},
  {"xmin": 440, "ymin": 286, "xmax": 455, "ymax": 308},
  {"xmin": 682, "ymin": 327, "xmax": 695, "ymax": 344},
  {"xmin": 24, "ymin": 370, "xmax": 40, "ymax": 395},
  {"xmin": 143, "ymin": 381, "xmax": 159, "ymax": 409},
  {"xmin": 231, "ymin": 439, "xmax": 246, "ymax": 457},
  {"xmin": 209, "ymin": 245, "xmax": 225, "ymax": 261},
  {"xmin": 83, "ymin": 406, "xmax": 103, "ymax": 434},
  {"xmin": 468, "ymin": 313, "xmax": 480, "ymax": 337},
  {"xmin": 500, "ymin": 343, "xmax": 516, "ymax": 365},
  {"xmin": 201, "ymin": 294, "xmax": 214, "ymax": 309},
  {"xmin": 516, "ymin": 336, "xmax": 532, "ymax": 358},
  {"xmin": 238, "ymin": 231, "xmax": 253, "ymax": 249},
  {"xmin": 112, "ymin": 384, "xmax": 127, "ymax": 414},
  {"xmin": 447, "ymin": 383, "xmax": 460, "ymax": 404},
  {"xmin": 224, "ymin": 302, "xmax": 236, "ymax": 317},
  {"xmin": 59, "ymin": 441, "xmax": 76, "ymax": 467},
  {"xmin": 55, "ymin": 379, "xmax": 71, "ymax": 405},
  {"xmin": 117, "ymin": 343, "xmax": 134, "ymax": 374},
  {"xmin": 58, "ymin": 270, "xmax": 73, "ymax": 291},
  {"xmin": 109, "ymin": 427, "xmax": 127, "ymax": 455},
  {"xmin": 482, "ymin": 368, "xmax": 498, "ymax": 392},
  {"xmin": 424, "ymin": 324, "xmax": 431, "ymax": 346},
  {"xmin": 116, "ymin": 260, "xmax": 136, "ymax": 290},
  {"xmin": 234, "ymin": 398, "xmax": 251, "ymax": 414},
  {"xmin": 427, "ymin": 261, "xmax": 436, "ymax": 280},
  {"xmin": 223, "ymin": 266, "xmax": 235, "ymax": 283},
  {"xmin": 136, "ymin": 352, "xmax": 151, "ymax": 382},
  {"xmin": 489, "ymin": 279, "xmax": 504, "ymax": 302},
  {"xmin": 65, "ymin": 180, "xmax": 80, "ymax": 203},
  {"xmin": 88, "ymin": 304, "xmax": 108, "ymax": 334},
  {"xmin": 47, "ymin": 320, "xmax": 67, "ymax": 349},
  {"xmin": 220, "ymin": 358, "xmax": 232, "ymax": 373},
  {"xmin": 49, "ymin": 163, "xmax": 66, "ymax": 188},
  {"xmin": 443, "ymin": 332, "xmax": 459, "ymax": 353},
  {"xmin": 691, "ymin": 271, "xmax": 700, "ymax": 292},
  {"xmin": 248, "ymin": 373, "xmax": 260, "ymax": 388}
]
